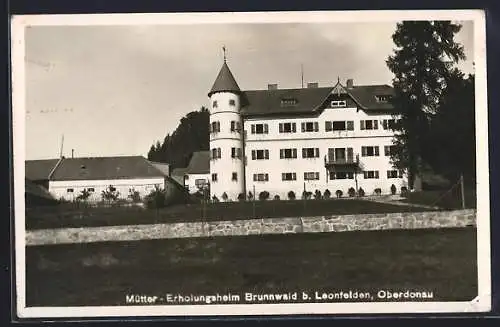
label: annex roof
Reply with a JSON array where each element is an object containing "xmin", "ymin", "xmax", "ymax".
[
  {"xmin": 26, "ymin": 156, "xmax": 165, "ymax": 181},
  {"xmin": 208, "ymin": 62, "xmax": 241, "ymax": 97},
  {"xmin": 185, "ymin": 151, "xmax": 210, "ymax": 175},
  {"xmin": 25, "ymin": 159, "xmax": 60, "ymax": 181}
]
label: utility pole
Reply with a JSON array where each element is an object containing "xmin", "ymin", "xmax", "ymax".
[{"xmin": 460, "ymin": 173, "xmax": 466, "ymax": 209}]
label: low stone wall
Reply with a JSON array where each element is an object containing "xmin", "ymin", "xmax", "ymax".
[{"xmin": 25, "ymin": 209, "xmax": 476, "ymax": 246}]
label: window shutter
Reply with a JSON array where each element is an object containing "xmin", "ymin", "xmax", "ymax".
[
  {"xmin": 251, "ymin": 124, "xmax": 255, "ymax": 134},
  {"xmin": 375, "ymin": 171, "xmax": 379, "ymax": 179},
  {"xmin": 280, "ymin": 149, "xmax": 284, "ymax": 159},
  {"xmin": 363, "ymin": 171, "xmax": 367, "ymax": 179},
  {"xmin": 374, "ymin": 120, "xmax": 378, "ymax": 129},
  {"xmin": 293, "ymin": 173, "xmax": 296, "ymax": 180},
  {"xmin": 325, "ymin": 121, "xmax": 332, "ymax": 132},
  {"xmin": 361, "ymin": 146, "xmax": 366, "ymax": 156},
  {"xmin": 253, "ymin": 174, "xmax": 257, "ymax": 182},
  {"xmin": 315, "ymin": 148, "xmax": 319, "ymax": 157},
  {"xmin": 265, "ymin": 150, "xmax": 269, "ymax": 159},
  {"xmin": 301, "ymin": 122, "xmax": 305, "ymax": 132},
  {"xmin": 282, "ymin": 173, "xmax": 285, "ymax": 181},
  {"xmin": 315, "ymin": 172, "xmax": 319, "ymax": 180},
  {"xmin": 292, "ymin": 123, "xmax": 296, "ymax": 132},
  {"xmin": 293, "ymin": 148, "xmax": 297, "ymax": 158},
  {"xmin": 314, "ymin": 122, "xmax": 319, "ymax": 132},
  {"xmin": 279, "ymin": 123, "xmax": 283, "ymax": 133},
  {"xmin": 302, "ymin": 148, "xmax": 306, "ymax": 158},
  {"xmin": 217, "ymin": 148, "xmax": 221, "ymax": 158},
  {"xmin": 252, "ymin": 150, "xmax": 256, "ymax": 160},
  {"xmin": 264, "ymin": 124, "xmax": 269, "ymax": 134},
  {"xmin": 347, "ymin": 148, "xmax": 354, "ymax": 161},
  {"xmin": 303, "ymin": 172, "xmax": 307, "ymax": 180},
  {"xmin": 382, "ymin": 120, "xmax": 388, "ymax": 130},
  {"xmin": 360, "ymin": 120, "xmax": 365, "ymax": 130},
  {"xmin": 399, "ymin": 170, "xmax": 403, "ymax": 178},
  {"xmin": 231, "ymin": 121, "xmax": 235, "ymax": 131},
  {"xmin": 375, "ymin": 146, "xmax": 380, "ymax": 156},
  {"xmin": 217, "ymin": 121, "xmax": 221, "ymax": 132},
  {"xmin": 347, "ymin": 121, "xmax": 354, "ymax": 130}
]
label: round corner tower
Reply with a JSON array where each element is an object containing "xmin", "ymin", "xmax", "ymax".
[{"xmin": 207, "ymin": 58, "xmax": 245, "ymax": 201}]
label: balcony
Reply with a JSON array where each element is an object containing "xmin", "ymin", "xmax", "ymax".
[{"xmin": 324, "ymin": 154, "xmax": 360, "ymax": 168}]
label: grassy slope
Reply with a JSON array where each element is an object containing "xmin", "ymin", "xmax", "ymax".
[
  {"xmin": 26, "ymin": 199, "xmax": 432, "ymax": 230},
  {"xmin": 401, "ymin": 188, "xmax": 477, "ymax": 210},
  {"xmin": 26, "ymin": 227, "xmax": 477, "ymax": 306}
]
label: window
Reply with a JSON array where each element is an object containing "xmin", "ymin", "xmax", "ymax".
[
  {"xmin": 330, "ymin": 100, "xmax": 347, "ymax": 107},
  {"xmin": 304, "ymin": 172, "xmax": 320, "ymax": 180},
  {"xmin": 301, "ymin": 122, "xmax": 319, "ymax": 132},
  {"xmin": 279, "ymin": 122, "xmax": 297, "ymax": 133},
  {"xmin": 230, "ymin": 121, "xmax": 241, "ymax": 133},
  {"xmin": 302, "ymin": 148, "xmax": 320, "ymax": 158},
  {"xmin": 232, "ymin": 172, "xmax": 238, "ymax": 181},
  {"xmin": 251, "ymin": 149, "xmax": 269, "ymax": 160},
  {"xmin": 361, "ymin": 146, "xmax": 380, "ymax": 157},
  {"xmin": 231, "ymin": 147, "xmax": 242, "ymax": 159},
  {"xmin": 212, "ymin": 100, "xmax": 218, "ymax": 108},
  {"xmin": 387, "ymin": 170, "xmax": 403, "ymax": 179},
  {"xmin": 325, "ymin": 121, "xmax": 354, "ymax": 132},
  {"xmin": 211, "ymin": 173, "xmax": 218, "ymax": 182},
  {"xmin": 229, "ymin": 99, "xmax": 236, "ymax": 106},
  {"xmin": 326, "ymin": 147, "xmax": 355, "ymax": 162},
  {"xmin": 87, "ymin": 188, "xmax": 95, "ymax": 192},
  {"xmin": 382, "ymin": 119, "xmax": 400, "ymax": 130},
  {"xmin": 211, "ymin": 147, "xmax": 222, "ymax": 160},
  {"xmin": 384, "ymin": 145, "xmax": 397, "ymax": 156},
  {"xmin": 251, "ymin": 123, "xmax": 269, "ymax": 134},
  {"xmin": 329, "ymin": 172, "xmax": 354, "ymax": 180},
  {"xmin": 281, "ymin": 98, "xmax": 298, "ymax": 107},
  {"xmin": 195, "ymin": 179, "xmax": 207, "ymax": 187},
  {"xmin": 67, "ymin": 188, "xmax": 74, "ymax": 193},
  {"xmin": 375, "ymin": 95, "xmax": 391, "ymax": 102},
  {"xmin": 280, "ymin": 148, "xmax": 297, "ymax": 159},
  {"xmin": 253, "ymin": 173, "xmax": 269, "ymax": 182},
  {"xmin": 363, "ymin": 171, "xmax": 380, "ymax": 179},
  {"xmin": 210, "ymin": 121, "xmax": 221, "ymax": 133},
  {"xmin": 282, "ymin": 172, "xmax": 297, "ymax": 181},
  {"xmin": 360, "ymin": 120, "xmax": 379, "ymax": 130}
]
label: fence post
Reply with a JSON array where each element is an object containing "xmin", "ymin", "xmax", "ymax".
[{"xmin": 460, "ymin": 174, "xmax": 466, "ymax": 209}]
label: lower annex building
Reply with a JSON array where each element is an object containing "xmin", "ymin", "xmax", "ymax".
[{"xmin": 204, "ymin": 57, "xmax": 409, "ymax": 201}]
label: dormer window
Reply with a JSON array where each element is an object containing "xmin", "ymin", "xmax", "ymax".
[
  {"xmin": 229, "ymin": 99, "xmax": 236, "ymax": 106},
  {"xmin": 281, "ymin": 98, "xmax": 298, "ymax": 107},
  {"xmin": 375, "ymin": 95, "xmax": 391, "ymax": 103},
  {"xmin": 330, "ymin": 100, "xmax": 346, "ymax": 107}
]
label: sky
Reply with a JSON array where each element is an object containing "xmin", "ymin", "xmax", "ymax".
[{"xmin": 23, "ymin": 20, "xmax": 474, "ymax": 160}]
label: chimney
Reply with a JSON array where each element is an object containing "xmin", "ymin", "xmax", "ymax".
[
  {"xmin": 268, "ymin": 83, "xmax": 278, "ymax": 90},
  {"xmin": 346, "ymin": 79, "xmax": 354, "ymax": 89},
  {"xmin": 307, "ymin": 82, "xmax": 318, "ymax": 88}
]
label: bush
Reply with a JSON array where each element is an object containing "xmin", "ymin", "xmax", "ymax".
[
  {"xmin": 324, "ymin": 189, "xmax": 331, "ymax": 199},
  {"xmin": 212, "ymin": 195, "xmax": 220, "ymax": 203},
  {"xmin": 101, "ymin": 185, "xmax": 120, "ymax": 202},
  {"xmin": 221, "ymin": 192, "xmax": 228, "ymax": 201},
  {"xmin": 374, "ymin": 188, "xmax": 382, "ymax": 196},
  {"xmin": 128, "ymin": 188, "xmax": 141, "ymax": 203},
  {"xmin": 390, "ymin": 184, "xmax": 397, "ymax": 195},
  {"xmin": 302, "ymin": 191, "xmax": 313, "ymax": 200},
  {"xmin": 348, "ymin": 187, "xmax": 356, "ymax": 197},
  {"xmin": 144, "ymin": 186, "xmax": 167, "ymax": 209},
  {"xmin": 288, "ymin": 191, "xmax": 296, "ymax": 200},
  {"xmin": 358, "ymin": 187, "xmax": 365, "ymax": 197},
  {"xmin": 314, "ymin": 189, "xmax": 322, "ymax": 200},
  {"xmin": 273, "ymin": 194, "xmax": 280, "ymax": 201},
  {"xmin": 259, "ymin": 191, "xmax": 270, "ymax": 201},
  {"xmin": 401, "ymin": 186, "xmax": 409, "ymax": 197},
  {"xmin": 76, "ymin": 188, "xmax": 92, "ymax": 202},
  {"xmin": 335, "ymin": 190, "xmax": 343, "ymax": 198},
  {"xmin": 237, "ymin": 193, "xmax": 245, "ymax": 201},
  {"xmin": 248, "ymin": 191, "xmax": 254, "ymax": 201}
]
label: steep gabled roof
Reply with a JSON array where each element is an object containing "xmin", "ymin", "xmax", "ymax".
[
  {"xmin": 186, "ymin": 151, "xmax": 210, "ymax": 175},
  {"xmin": 25, "ymin": 159, "xmax": 59, "ymax": 181},
  {"xmin": 208, "ymin": 62, "xmax": 241, "ymax": 97},
  {"xmin": 240, "ymin": 83, "xmax": 396, "ymax": 117},
  {"xmin": 31, "ymin": 156, "xmax": 166, "ymax": 181}
]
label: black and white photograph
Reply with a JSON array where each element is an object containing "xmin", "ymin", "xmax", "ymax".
[{"xmin": 12, "ymin": 10, "xmax": 490, "ymax": 318}]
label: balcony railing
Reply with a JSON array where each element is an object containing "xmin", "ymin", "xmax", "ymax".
[{"xmin": 324, "ymin": 154, "xmax": 360, "ymax": 167}]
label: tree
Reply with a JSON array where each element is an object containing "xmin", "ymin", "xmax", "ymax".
[
  {"xmin": 386, "ymin": 21, "xmax": 466, "ymax": 189},
  {"xmin": 147, "ymin": 107, "xmax": 209, "ymax": 169},
  {"xmin": 426, "ymin": 71, "xmax": 475, "ymax": 183}
]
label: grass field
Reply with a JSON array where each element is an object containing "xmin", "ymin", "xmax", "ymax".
[
  {"xmin": 25, "ymin": 227, "xmax": 477, "ymax": 306},
  {"xmin": 25, "ymin": 198, "xmax": 432, "ymax": 230},
  {"xmin": 400, "ymin": 188, "xmax": 477, "ymax": 210}
]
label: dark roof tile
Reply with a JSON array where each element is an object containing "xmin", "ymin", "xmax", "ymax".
[
  {"xmin": 208, "ymin": 62, "xmax": 241, "ymax": 96},
  {"xmin": 186, "ymin": 151, "xmax": 210, "ymax": 174},
  {"xmin": 25, "ymin": 159, "xmax": 59, "ymax": 181}
]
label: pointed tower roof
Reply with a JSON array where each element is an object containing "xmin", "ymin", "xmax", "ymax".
[{"xmin": 208, "ymin": 61, "xmax": 241, "ymax": 97}]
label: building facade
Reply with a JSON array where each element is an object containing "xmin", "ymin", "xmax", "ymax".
[{"xmin": 207, "ymin": 59, "xmax": 408, "ymax": 201}]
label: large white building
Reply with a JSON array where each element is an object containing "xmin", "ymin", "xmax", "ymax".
[{"xmin": 207, "ymin": 58, "xmax": 409, "ymax": 201}]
